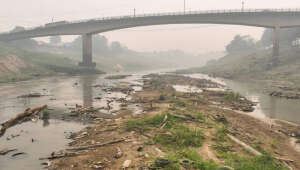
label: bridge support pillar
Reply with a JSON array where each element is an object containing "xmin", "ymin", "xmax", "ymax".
[
  {"xmin": 273, "ymin": 26, "xmax": 280, "ymax": 58},
  {"xmin": 271, "ymin": 26, "xmax": 280, "ymax": 66},
  {"xmin": 79, "ymin": 34, "xmax": 96, "ymax": 68}
]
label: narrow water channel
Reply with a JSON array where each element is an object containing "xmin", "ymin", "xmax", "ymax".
[{"xmin": 186, "ymin": 73, "xmax": 300, "ymax": 124}]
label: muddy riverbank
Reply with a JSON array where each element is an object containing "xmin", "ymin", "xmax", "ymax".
[{"xmin": 44, "ymin": 74, "xmax": 300, "ymax": 170}]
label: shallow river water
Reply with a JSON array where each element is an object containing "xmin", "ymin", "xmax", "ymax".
[
  {"xmin": 0, "ymin": 73, "xmax": 144, "ymax": 170},
  {"xmin": 0, "ymin": 72, "xmax": 299, "ymax": 170}
]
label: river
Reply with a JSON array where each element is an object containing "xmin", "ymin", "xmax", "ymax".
[{"xmin": 0, "ymin": 71, "xmax": 299, "ymax": 170}]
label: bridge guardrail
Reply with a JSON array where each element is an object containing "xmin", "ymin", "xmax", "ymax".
[{"xmin": 1, "ymin": 8, "xmax": 300, "ymax": 35}]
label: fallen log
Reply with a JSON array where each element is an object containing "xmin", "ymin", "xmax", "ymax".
[
  {"xmin": 160, "ymin": 115, "xmax": 168, "ymax": 129},
  {"xmin": 227, "ymin": 134, "xmax": 262, "ymax": 156},
  {"xmin": 0, "ymin": 105, "xmax": 47, "ymax": 137},
  {"xmin": 0, "ymin": 148, "xmax": 17, "ymax": 155},
  {"xmin": 39, "ymin": 152, "xmax": 79, "ymax": 160},
  {"xmin": 275, "ymin": 157, "xmax": 294, "ymax": 163},
  {"xmin": 173, "ymin": 114, "xmax": 195, "ymax": 121},
  {"xmin": 67, "ymin": 138, "xmax": 125, "ymax": 151}
]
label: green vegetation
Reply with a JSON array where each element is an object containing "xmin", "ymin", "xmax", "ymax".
[
  {"xmin": 154, "ymin": 125, "xmax": 204, "ymax": 148},
  {"xmin": 154, "ymin": 149, "xmax": 219, "ymax": 170},
  {"xmin": 126, "ymin": 92, "xmax": 286, "ymax": 170},
  {"xmin": 125, "ymin": 113, "xmax": 181, "ymax": 133},
  {"xmin": 170, "ymin": 98, "xmax": 187, "ymax": 107},
  {"xmin": 212, "ymin": 126, "xmax": 286, "ymax": 170},
  {"xmin": 0, "ymin": 42, "xmax": 104, "ymax": 83},
  {"xmin": 224, "ymin": 154, "xmax": 287, "ymax": 170},
  {"xmin": 224, "ymin": 92, "xmax": 241, "ymax": 101}
]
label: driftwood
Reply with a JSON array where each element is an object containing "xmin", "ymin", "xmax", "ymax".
[
  {"xmin": 67, "ymin": 138, "xmax": 125, "ymax": 151},
  {"xmin": 275, "ymin": 157, "xmax": 294, "ymax": 163},
  {"xmin": 228, "ymin": 135, "xmax": 294, "ymax": 170},
  {"xmin": 39, "ymin": 152, "xmax": 79, "ymax": 160},
  {"xmin": 173, "ymin": 114, "xmax": 195, "ymax": 121},
  {"xmin": 0, "ymin": 148, "xmax": 17, "ymax": 155},
  {"xmin": 160, "ymin": 115, "xmax": 168, "ymax": 129},
  {"xmin": 227, "ymin": 134, "xmax": 262, "ymax": 156},
  {"xmin": 0, "ymin": 105, "xmax": 47, "ymax": 137}
]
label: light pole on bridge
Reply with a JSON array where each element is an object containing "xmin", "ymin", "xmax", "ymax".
[
  {"xmin": 184, "ymin": 0, "xmax": 186, "ymax": 13},
  {"xmin": 242, "ymin": 1, "xmax": 245, "ymax": 11}
]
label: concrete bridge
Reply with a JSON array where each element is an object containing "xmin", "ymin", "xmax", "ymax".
[{"xmin": 1, "ymin": 8, "xmax": 300, "ymax": 67}]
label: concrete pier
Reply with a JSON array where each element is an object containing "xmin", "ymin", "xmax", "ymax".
[
  {"xmin": 273, "ymin": 26, "xmax": 280, "ymax": 57},
  {"xmin": 79, "ymin": 34, "xmax": 96, "ymax": 68}
]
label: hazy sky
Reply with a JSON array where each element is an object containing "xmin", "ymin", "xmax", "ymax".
[{"xmin": 1, "ymin": 0, "xmax": 300, "ymax": 53}]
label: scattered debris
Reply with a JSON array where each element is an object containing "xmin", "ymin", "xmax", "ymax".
[
  {"xmin": 137, "ymin": 146, "xmax": 143, "ymax": 152},
  {"xmin": 90, "ymin": 161, "xmax": 105, "ymax": 169},
  {"xmin": 227, "ymin": 134, "xmax": 262, "ymax": 156},
  {"xmin": 105, "ymin": 75, "xmax": 131, "ymax": 80},
  {"xmin": 0, "ymin": 105, "xmax": 47, "ymax": 137},
  {"xmin": 67, "ymin": 138, "xmax": 126, "ymax": 151},
  {"xmin": 113, "ymin": 147, "xmax": 123, "ymax": 159},
  {"xmin": 122, "ymin": 160, "xmax": 132, "ymax": 169},
  {"xmin": 11, "ymin": 152, "xmax": 26, "ymax": 157},
  {"xmin": 39, "ymin": 151, "xmax": 80, "ymax": 160},
  {"xmin": 154, "ymin": 158, "xmax": 171, "ymax": 168},
  {"xmin": 0, "ymin": 148, "xmax": 17, "ymax": 155},
  {"xmin": 17, "ymin": 92, "xmax": 45, "ymax": 98}
]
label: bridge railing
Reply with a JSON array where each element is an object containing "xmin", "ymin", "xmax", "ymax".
[
  {"xmin": 2, "ymin": 8, "xmax": 300, "ymax": 35},
  {"xmin": 66, "ymin": 8, "xmax": 300, "ymax": 24}
]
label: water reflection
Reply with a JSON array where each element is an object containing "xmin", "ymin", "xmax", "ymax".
[
  {"xmin": 269, "ymin": 97, "xmax": 277, "ymax": 119},
  {"xmin": 80, "ymin": 75, "xmax": 97, "ymax": 108},
  {"xmin": 223, "ymin": 79, "xmax": 300, "ymax": 124}
]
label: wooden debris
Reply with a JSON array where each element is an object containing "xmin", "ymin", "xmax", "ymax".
[
  {"xmin": 173, "ymin": 114, "xmax": 195, "ymax": 121},
  {"xmin": 160, "ymin": 115, "xmax": 168, "ymax": 129},
  {"xmin": 39, "ymin": 152, "xmax": 79, "ymax": 160},
  {"xmin": 275, "ymin": 157, "xmax": 294, "ymax": 163},
  {"xmin": 113, "ymin": 147, "xmax": 123, "ymax": 159},
  {"xmin": 11, "ymin": 152, "xmax": 26, "ymax": 157},
  {"xmin": 122, "ymin": 160, "xmax": 132, "ymax": 169},
  {"xmin": 227, "ymin": 134, "xmax": 262, "ymax": 156},
  {"xmin": 0, "ymin": 105, "xmax": 47, "ymax": 137},
  {"xmin": 67, "ymin": 138, "xmax": 125, "ymax": 151},
  {"xmin": 0, "ymin": 148, "xmax": 17, "ymax": 155}
]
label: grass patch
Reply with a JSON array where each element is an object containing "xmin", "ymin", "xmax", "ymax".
[
  {"xmin": 179, "ymin": 149, "xmax": 219, "ymax": 170},
  {"xmin": 153, "ymin": 149, "xmax": 219, "ymax": 170},
  {"xmin": 125, "ymin": 113, "xmax": 182, "ymax": 133},
  {"xmin": 225, "ymin": 154, "xmax": 287, "ymax": 170},
  {"xmin": 154, "ymin": 125, "xmax": 204, "ymax": 148},
  {"xmin": 170, "ymin": 98, "xmax": 187, "ymax": 107},
  {"xmin": 194, "ymin": 112, "xmax": 206, "ymax": 122}
]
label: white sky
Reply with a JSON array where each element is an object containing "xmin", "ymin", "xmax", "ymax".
[{"xmin": 1, "ymin": 0, "xmax": 300, "ymax": 53}]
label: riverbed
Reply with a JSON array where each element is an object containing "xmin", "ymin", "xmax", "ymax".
[{"xmin": 0, "ymin": 71, "xmax": 299, "ymax": 170}]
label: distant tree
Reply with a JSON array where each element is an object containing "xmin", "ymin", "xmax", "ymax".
[
  {"xmin": 260, "ymin": 28, "xmax": 300, "ymax": 48},
  {"xmin": 10, "ymin": 26, "xmax": 25, "ymax": 33},
  {"xmin": 226, "ymin": 35, "xmax": 257, "ymax": 54},
  {"xmin": 110, "ymin": 41, "xmax": 124, "ymax": 56},
  {"xmin": 9, "ymin": 26, "xmax": 38, "ymax": 49},
  {"xmin": 66, "ymin": 35, "xmax": 129, "ymax": 56},
  {"xmin": 50, "ymin": 36, "xmax": 62, "ymax": 45}
]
